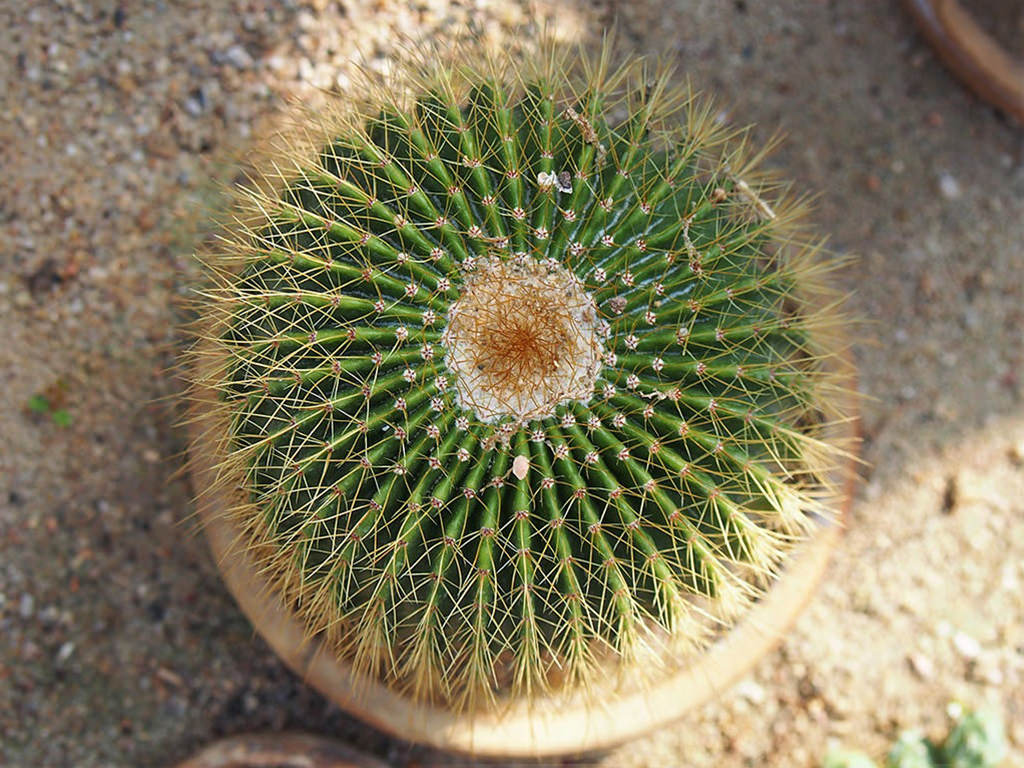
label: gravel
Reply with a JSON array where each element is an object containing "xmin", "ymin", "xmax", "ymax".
[{"xmin": 1, "ymin": 1, "xmax": 1022, "ymax": 767}]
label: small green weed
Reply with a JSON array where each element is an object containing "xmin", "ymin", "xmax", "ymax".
[
  {"xmin": 26, "ymin": 388, "xmax": 72, "ymax": 428},
  {"xmin": 825, "ymin": 708, "xmax": 1007, "ymax": 768}
]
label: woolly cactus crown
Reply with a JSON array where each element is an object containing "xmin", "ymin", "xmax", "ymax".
[{"xmin": 187, "ymin": 40, "xmax": 852, "ymax": 711}]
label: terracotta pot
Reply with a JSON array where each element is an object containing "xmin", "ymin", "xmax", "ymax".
[
  {"xmin": 174, "ymin": 733, "xmax": 389, "ymax": 768},
  {"xmin": 904, "ymin": 0, "xmax": 1024, "ymax": 123}
]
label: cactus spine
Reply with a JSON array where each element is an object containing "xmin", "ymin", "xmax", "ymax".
[{"xmin": 187, "ymin": 40, "xmax": 853, "ymax": 712}]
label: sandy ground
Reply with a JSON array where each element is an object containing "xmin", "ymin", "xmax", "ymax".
[{"xmin": 1, "ymin": 1, "xmax": 1023, "ymax": 767}]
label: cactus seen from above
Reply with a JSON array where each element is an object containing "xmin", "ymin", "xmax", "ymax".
[{"xmin": 187, "ymin": 42, "xmax": 853, "ymax": 711}]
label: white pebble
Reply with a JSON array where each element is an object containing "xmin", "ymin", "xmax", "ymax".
[
  {"xmin": 952, "ymin": 631, "xmax": 981, "ymax": 660},
  {"xmin": 512, "ymin": 454, "xmax": 529, "ymax": 480},
  {"xmin": 734, "ymin": 679, "xmax": 766, "ymax": 704},
  {"xmin": 56, "ymin": 641, "xmax": 75, "ymax": 663},
  {"xmin": 908, "ymin": 653, "xmax": 934, "ymax": 679},
  {"xmin": 938, "ymin": 172, "xmax": 961, "ymax": 200},
  {"xmin": 223, "ymin": 44, "xmax": 253, "ymax": 69}
]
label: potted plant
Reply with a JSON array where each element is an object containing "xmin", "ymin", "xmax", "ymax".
[{"xmin": 184, "ymin": 40, "xmax": 859, "ymax": 758}]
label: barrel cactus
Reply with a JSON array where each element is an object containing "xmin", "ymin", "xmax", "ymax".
[{"xmin": 186, "ymin": 41, "xmax": 854, "ymax": 729}]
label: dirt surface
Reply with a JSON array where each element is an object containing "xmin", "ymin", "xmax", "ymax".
[{"xmin": 1, "ymin": 1, "xmax": 1022, "ymax": 767}]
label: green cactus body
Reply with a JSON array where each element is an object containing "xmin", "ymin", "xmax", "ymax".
[{"xmin": 189, "ymin": 44, "xmax": 852, "ymax": 709}]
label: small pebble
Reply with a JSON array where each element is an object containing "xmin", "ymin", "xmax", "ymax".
[
  {"xmin": 512, "ymin": 454, "xmax": 529, "ymax": 479},
  {"xmin": 156, "ymin": 667, "xmax": 183, "ymax": 688},
  {"xmin": 183, "ymin": 89, "xmax": 206, "ymax": 116},
  {"xmin": 222, "ymin": 44, "xmax": 253, "ymax": 69},
  {"xmin": 938, "ymin": 172, "xmax": 961, "ymax": 200},
  {"xmin": 56, "ymin": 641, "xmax": 75, "ymax": 663},
  {"xmin": 908, "ymin": 653, "xmax": 934, "ymax": 680},
  {"xmin": 735, "ymin": 679, "xmax": 767, "ymax": 704},
  {"xmin": 952, "ymin": 631, "xmax": 981, "ymax": 660}
]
